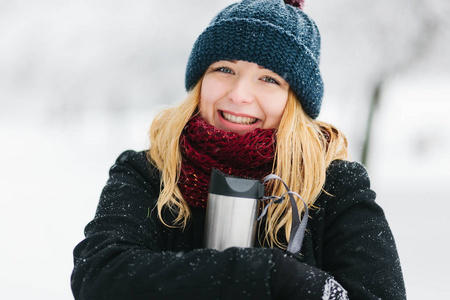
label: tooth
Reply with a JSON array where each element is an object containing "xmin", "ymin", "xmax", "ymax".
[{"xmin": 223, "ymin": 112, "xmax": 256, "ymax": 124}]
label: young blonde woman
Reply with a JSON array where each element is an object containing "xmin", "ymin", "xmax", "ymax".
[{"xmin": 71, "ymin": 1, "xmax": 406, "ymax": 299}]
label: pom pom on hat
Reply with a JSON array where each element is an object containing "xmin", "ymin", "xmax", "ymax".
[{"xmin": 284, "ymin": 0, "xmax": 305, "ymax": 10}]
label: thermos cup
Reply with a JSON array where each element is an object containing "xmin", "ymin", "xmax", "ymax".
[{"xmin": 204, "ymin": 169, "xmax": 265, "ymax": 251}]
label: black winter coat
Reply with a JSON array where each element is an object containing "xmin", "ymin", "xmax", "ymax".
[{"xmin": 71, "ymin": 150, "xmax": 406, "ymax": 299}]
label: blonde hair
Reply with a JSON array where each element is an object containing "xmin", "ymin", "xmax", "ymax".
[
  {"xmin": 148, "ymin": 81, "xmax": 201, "ymax": 226},
  {"xmin": 148, "ymin": 80, "xmax": 349, "ymax": 248},
  {"xmin": 262, "ymin": 91, "xmax": 348, "ymax": 248}
]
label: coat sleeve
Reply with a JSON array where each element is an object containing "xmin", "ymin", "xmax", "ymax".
[
  {"xmin": 318, "ymin": 160, "xmax": 407, "ymax": 299},
  {"xmin": 71, "ymin": 150, "xmax": 276, "ymax": 300}
]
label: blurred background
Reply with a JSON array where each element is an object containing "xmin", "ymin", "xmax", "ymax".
[{"xmin": 1, "ymin": 0, "xmax": 449, "ymax": 298}]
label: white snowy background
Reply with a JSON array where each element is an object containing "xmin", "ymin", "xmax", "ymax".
[{"xmin": 1, "ymin": 0, "xmax": 449, "ymax": 299}]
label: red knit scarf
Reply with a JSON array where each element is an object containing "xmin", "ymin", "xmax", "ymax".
[{"xmin": 179, "ymin": 116, "xmax": 276, "ymax": 208}]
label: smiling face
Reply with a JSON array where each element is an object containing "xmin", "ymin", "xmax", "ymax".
[{"xmin": 199, "ymin": 60, "xmax": 289, "ymax": 135}]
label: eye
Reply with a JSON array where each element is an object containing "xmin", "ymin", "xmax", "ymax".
[
  {"xmin": 261, "ymin": 76, "xmax": 280, "ymax": 85},
  {"xmin": 213, "ymin": 66, "xmax": 234, "ymax": 74}
]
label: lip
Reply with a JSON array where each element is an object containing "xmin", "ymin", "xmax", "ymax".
[{"xmin": 217, "ymin": 110, "xmax": 261, "ymax": 135}]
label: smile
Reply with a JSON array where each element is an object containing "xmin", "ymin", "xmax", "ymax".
[{"xmin": 221, "ymin": 111, "xmax": 258, "ymax": 125}]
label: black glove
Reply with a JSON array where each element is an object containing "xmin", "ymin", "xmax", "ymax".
[{"xmin": 269, "ymin": 248, "xmax": 348, "ymax": 300}]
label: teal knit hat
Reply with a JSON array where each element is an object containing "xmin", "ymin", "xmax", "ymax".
[{"xmin": 185, "ymin": 0, "xmax": 323, "ymax": 119}]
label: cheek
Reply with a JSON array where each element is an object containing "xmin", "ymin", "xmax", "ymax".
[
  {"xmin": 199, "ymin": 80, "xmax": 220, "ymax": 122},
  {"xmin": 201, "ymin": 77, "xmax": 224, "ymax": 101},
  {"xmin": 198, "ymin": 97, "xmax": 212, "ymax": 122},
  {"xmin": 261, "ymin": 94, "xmax": 288, "ymax": 127},
  {"xmin": 200, "ymin": 76, "xmax": 228, "ymax": 105}
]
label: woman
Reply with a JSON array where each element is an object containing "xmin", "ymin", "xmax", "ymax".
[{"xmin": 71, "ymin": 0, "xmax": 406, "ymax": 299}]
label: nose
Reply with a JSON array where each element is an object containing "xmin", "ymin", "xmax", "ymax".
[{"xmin": 227, "ymin": 76, "xmax": 255, "ymax": 104}]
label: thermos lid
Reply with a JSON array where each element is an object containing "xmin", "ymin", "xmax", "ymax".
[{"xmin": 208, "ymin": 169, "xmax": 265, "ymax": 199}]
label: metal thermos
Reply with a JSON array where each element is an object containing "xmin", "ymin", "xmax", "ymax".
[{"xmin": 204, "ymin": 169, "xmax": 265, "ymax": 251}]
